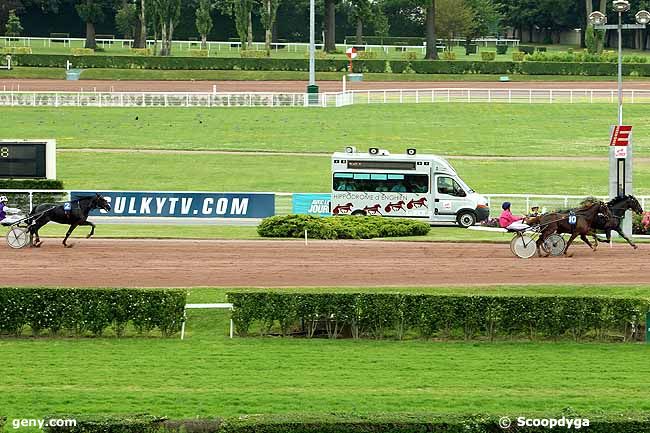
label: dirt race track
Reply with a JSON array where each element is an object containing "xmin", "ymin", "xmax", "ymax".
[{"xmin": 2, "ymin": 239, "xmax": 648, "ymax": 288}]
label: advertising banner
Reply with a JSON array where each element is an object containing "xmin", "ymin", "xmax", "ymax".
[
  {"xmin": 71, "ymin": 191, "xmax": 275, "ymax": 219},
  {"xmin": 292, "ymin": 194, "xmax": 331, "ymax": 216}
]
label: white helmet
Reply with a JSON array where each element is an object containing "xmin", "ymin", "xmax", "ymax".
[{"xmin": 0, "ymin": 196, "xmax": 7, "ymax": 203}]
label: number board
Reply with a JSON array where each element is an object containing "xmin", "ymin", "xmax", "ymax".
[{"xmin": 0, "ymin": 140, "xmax": 56, "ymax": 179}]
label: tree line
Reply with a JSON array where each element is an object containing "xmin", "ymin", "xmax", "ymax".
[{"xmin": 2, "ymin": 1, "xmax": 650, "ymax": 57}]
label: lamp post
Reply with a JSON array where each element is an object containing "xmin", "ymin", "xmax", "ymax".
[
  {"xmin": 306, "ymin": 0, "xmax": 319, "ymax": 103},
  {"xmin": 588, "ymin": 1, "xmax": 649, "ymax": 236}
]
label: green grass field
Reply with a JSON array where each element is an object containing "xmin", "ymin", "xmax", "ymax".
[
  {"xmin": 2, "ymin": 285, "xmax": 650, "ymax": 421},
  {"xmin": 2, "ymin": 105, "xmax": 647, "ymax": 157},
  {"xmin": 56, "ymin": 151, "xmax": 650, "ymax": 196}
]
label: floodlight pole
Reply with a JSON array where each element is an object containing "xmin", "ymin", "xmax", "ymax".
[
  {"xmin": 309, "ymin": 0, "xmax": 315, "ymax": 86},
  {"xmin": 591, "ymin": 3, "xmax": 649, "ymax": 237}
]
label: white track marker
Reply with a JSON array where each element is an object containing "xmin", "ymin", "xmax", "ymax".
[{"xmin": 304, "ymin": 229, "xmax": 308, "ymax": 246}]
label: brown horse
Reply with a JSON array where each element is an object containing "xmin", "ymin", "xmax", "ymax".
[{"xmin": 534, "ymin": 201, "xmax": 611, "ymax": 256}]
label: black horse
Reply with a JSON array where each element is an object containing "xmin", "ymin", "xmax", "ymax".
[
  {"xmin": 590, "ymin": 195, "xmax": 644, "ymax": 249},
  {"xmin": 28, "ymin": 193, "xmax": 111, "ymax": 248}
]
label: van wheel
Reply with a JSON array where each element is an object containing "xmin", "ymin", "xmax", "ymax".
[
  {"xmin": 457, "ymin": 211, "xmax": 476, "ymax": 228},
  {"xmin": 351, "ymin": 210, "xmax": 367, "ymax": 216}
]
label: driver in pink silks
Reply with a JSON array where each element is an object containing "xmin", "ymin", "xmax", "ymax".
[{"xmin": 499, "ymin": 201, "xmax": 528, "ymax": 230}]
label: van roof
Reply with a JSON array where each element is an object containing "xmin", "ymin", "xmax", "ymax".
[{"xmin": 331, "ymin": 151, "xmax": 457, "ymax": 174}]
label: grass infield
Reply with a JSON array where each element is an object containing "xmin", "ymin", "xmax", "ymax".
[
  {"xmin": 2, "ymin": 285, "xmax": 650, "ymax": 421},
  {"xmin": 2, "ymin": 105, "xmax": 649, "ymax": 157}
]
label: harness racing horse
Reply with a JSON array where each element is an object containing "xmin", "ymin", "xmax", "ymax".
[
  {"xmin": 590, "ymin": 195, "xmax": 644, "ymax": 249},
  {"xmin": 28, "ymin": 194, "xmax": 111, "ymax": 248},
  {"xmin": 534, "ymin": 201, "xmax": 611, "ymax": 256}
]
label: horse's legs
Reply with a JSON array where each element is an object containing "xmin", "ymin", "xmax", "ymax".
[
  {"xmin": 536, "ymin": 225, "xmax": 555, "ymax": 257},
  {"xmin": 564, "ymin": 233, "xmax": 579, "ymax": 256},
  {"xmin": 29, "ymin": 221, "xmax": 46, "ymax": 247},
  {"xmin": 63, "ymin": 224, "xmax": 78, "ymax": 248},
  {"xmin": 579, "ymin": 233, "xmax": 596, "ymax": 251},
  {"xmin": 615, "ymin": 227, "xmax": 638, "ymax": 249},
  {"xmin": 79, "ymin": 220, "xmax": 96, "ymax": 238}
]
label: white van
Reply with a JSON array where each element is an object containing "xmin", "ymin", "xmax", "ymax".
[{"xmin": 331, "ymin": 147, "xmax": 490, "ymax": 227}]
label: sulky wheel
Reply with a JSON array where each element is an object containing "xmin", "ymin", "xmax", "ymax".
[
  {"xmin": 510, "ymin": 234, "xmax": 537, "ymax": 259},
  {"xmin": 542, "ymin": 234, "xmax": 566, "ymax": 257},
  {"xmin": 6, "ymin": 227, "xmax": 31, "ymax": 249}
]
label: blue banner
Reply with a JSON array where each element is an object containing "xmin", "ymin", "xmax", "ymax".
[
  {"xmin": 71, "ymin": 191, "xmax": 275, "ymax": 219},
  {"xmin": 292, "ymin": 194, "xmax": 331, "ymax": 216}
]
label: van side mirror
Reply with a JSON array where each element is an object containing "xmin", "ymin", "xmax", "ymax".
[{"xmin": 455, "ymin": 189, "xmax": 466, "ymax": 197}]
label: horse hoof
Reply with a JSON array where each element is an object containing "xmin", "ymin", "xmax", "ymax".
[
  {"xmin": 633, "ymin": 245, "xmax": 639, "ymax": 250},
  {"xmin": 64, "ymin": 243, "xmax": 74, "ymax": 249},
  {"xmin": 31, "ymin": 242, "xmax": 42, "ymax": 248}
]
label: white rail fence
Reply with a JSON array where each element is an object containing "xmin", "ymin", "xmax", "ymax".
[
  {"xmin": 0, "ymin": 36, "xmax": 520, "ymax": 54},
  {"xmin": 1, "ymin": 190, "xmax": 648, "ymax": 218},
  {"xmin": 2, "ymin": 88, "xmax": 650, "ymax": 108}
]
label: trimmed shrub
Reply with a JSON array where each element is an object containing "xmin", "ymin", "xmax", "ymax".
[
  {"xmin": 519, "ymin": 45, "xmax": 535, "ymax": 54},
  {"xmin": 130, "ymin": 48, "xmax": 152, "ymax": 56},
  {"xmin": 0, "ymin": 179, "xmax": 63, "ymax": 189},
  {"xmin": 441, "ymin": 51, "xmax": 457, "ymax": 60},
  {"xmin": 1, "ymin": 46, "xmax": 32, "ymax": 54},
  {"xmin": 480, "ymin": 51, "xmax": 496, "ymax": 61},
  {"xmin": 42, "ymin": 413, "xmax": 650, "ymax": 433},
  {"xmin": 537, "ymin": 47, "xmax": 547, "ymax": 52},
  {"xmin": 356, "ymin": 50, "xmax": 377, "ymax": 60},
  {"xmin": 0, "ymin": 288, "xmax": 186, "ymax": 337},
  {"xmin": 240, "ymin": 50, "xmax": 268, "ymax": 58},
  {"xmin": 228, "ymin": 292, "xmax": 649, "ymax": 341},
  {"xmin": 71, "ymin": 48, "xmax": 94, "ymax": 56},
  {"xmin": 257, "ymin": 215, "xmax": 430, "ymax": 240},
  {"xmin": 496, "ymin": 44, "xmax": 508, "ymax": 55},
  {"xmin": 46, "ymin": 416, "xmax": 166, "ymax": 433},
  {"xmin": 257, "ymin": 215, "xmax": 431, "ymax": 239},
  {"xmin": 512, "ymin": 52, "xmax": 525, "ymax": 62},
  {"xmin": 189, "ymin": 49, "xmax": 209, "ymax": 57},
  {"xmin": 402, "ymin": 51, "xmax": 418, "ymax": 60}
]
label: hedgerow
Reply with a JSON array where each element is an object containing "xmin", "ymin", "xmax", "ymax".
[
  {"xmin": 43, "ymin": 413, "xmax": 650, "ymax": 433},
  {"xmin": 227, "ymin": 292, "xmax": 649, "ymax": 341},
  {"xmin": 11, "ymin": 53, "xmax": 650, "ymax": 76},
  {"xmin": 0, "ymin": 179, "xmax": 63, "ymax": 189},
  {"xmin": 0, "ymin": 288, "xmax": 186, "ymax": 337},
  {"xmin": 257, "ymin": 215, "xmax": 430, "ymax": 239}
]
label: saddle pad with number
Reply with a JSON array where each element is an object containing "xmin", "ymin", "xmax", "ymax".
[
  {"xmin": 568, "ymin": 211, "xmax": 577, "ymax": 225},
  {"xmin": 64, "ymin": 202, "xmax": 72, "ymax": 212}
]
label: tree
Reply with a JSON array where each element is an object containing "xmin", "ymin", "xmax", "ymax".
[
  {"xmin": 75, "ymin": 0, "xmax": 113, "ymax": 49},
  {"xmin": 465, "ymin": 0, "xmax": 501, "ymax": 40},
  {"xmin": 152, "ymin": 0, "xmax": 180, "ymax": 55},
  {"xmin": 260, "ymin": 0, "xmax": 281, "ymax": 55},
  {"xmin": 134, "ymin": 0, "xmax": 147, "ymax": 48},
  {"xmin": 436, "ymin": 0, "xmax": 474, "ymax": 51},
  {"xmin": 347, "ymin": 0, "xmax": 371, "ymax": 44},
  {"xmin": 0, "ymin": 1, "xmax": 23, "ymax": 33},
  {"xmin": 323, "ymin": 0, "xmax": 337, "ymax": 52},
  {"xmin": 233, "ymin": 0, "xmax": 254, "ymax": 49},
  {"xmin": 195, "ymin": 0, "xmax": 213, "ymax": 49},
  {"xmin": 4, "ymin": 10, "xmax": 23, "ymax": 37},
  {"xmin": 116, "ymin": 2, "xmax": 138, "ymax": 38}
]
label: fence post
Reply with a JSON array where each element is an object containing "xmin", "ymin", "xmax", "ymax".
[
  {"xmin": 508, "ymin": 89, "xmax": 512, "ymax": 103},
  {"xmin": 447, "ymin": 89, "xmax": 450, "ymax": 102},
  {"xmin": 488, "ymin": 89, "xmax": 491, "ymax": 103},
  {"xmin": 29, "ymin": 192, "xmax": 33, "ymax": 212},
  {"xmin": 529, "ymin": 89, "xmax": 532, "ymax": 103},
  {"xmin": 432, "ymin": 89, "xmax": 435, "ymax": 103},
  {"xmin": 467, "ymin": 89, "xmax": 471, "ymax": 103},
  {"xmin": 570, "ymin": 90, "xmax": 573, "ymax": 104},
  {"xmin": 549, "ymin": 89, "xmax": 553, "ymax": 104},
  {"xmin": 590, "ymin": 90, "xmax": 593, "ymax": 104},
  {"xmin": 400, "ymin": 89, "xmax": 403, "ymax": 104},
  {"xmin": 416, "ymin": 90, "xmax": 419, "ymax": 104}
]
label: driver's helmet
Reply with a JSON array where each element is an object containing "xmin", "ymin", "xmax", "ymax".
[{"xmin": 0, "ymin": 196, "xmax": 7, "ymax": 203}]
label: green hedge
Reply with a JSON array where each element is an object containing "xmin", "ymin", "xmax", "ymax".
[
  {"xmin": 257, "ymin": 215, "xmax": 430, "ymax": 240},
  {"xmin": 227, "ymin": 292, "xmax": 649, "ymax": 340},
  {"xmin": 0, "ymin": 287, "xmax": 186, "ymax": 337},
  {"xmin": 13, "ymin": 53, "xmax": 650, "ymax": 76},
  {"xmin": 43, "ymin": 413, "xmax": 650, "ymax": 433},
  {"xmin": 0, "ymin": 179, "xmax": 63, "ymax": 189},
  {"xmin": 46, "ymin": 416, "xmax": 166, "ymax": 433}
]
